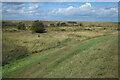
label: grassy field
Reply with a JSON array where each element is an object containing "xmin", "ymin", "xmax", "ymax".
[{"xmin": 2, "ymin": 21, "xmax": 118, "ymax": 78}]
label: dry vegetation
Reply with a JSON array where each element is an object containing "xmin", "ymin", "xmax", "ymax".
[{"xmin": 2, "ymin": 21, "xmax": 118, "ymax": 78}]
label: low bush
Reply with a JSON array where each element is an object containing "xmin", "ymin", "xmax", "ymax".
[
  {"xmin": 17, "ymin": 22, "xmax": 26, "ymax": 30},
  {"xmin": 32, "ymin": 20, "xmax": 45, "ymax": 33},
  {"xmin": 50, "ymin": 23, "xmax": 56, "ymax": 27},
  {"xmin": 80, "ymin": 23, "xmax": 83, "ymax": 26},
  {"xmin": 61, "ymin": 29, "xmax": 66, "ymax": 31},
  {"xmin": 56, "ymin": 22, "xmax": 60, "ymax": 26},
  {"xmin": 60, "ymin": 22, "xmax": 67, "ymax": 26},
  {"xmin": 2, "ymin": 21, "xmax": 18, "ymax": 27},
  {"xmin": 68, "ymin": 21, "xmax": 77, "ymax": 24}
]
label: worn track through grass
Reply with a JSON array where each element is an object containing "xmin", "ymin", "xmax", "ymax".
[{"xmin": 2, "ymin": 34, "xmax": 118, "ymax": 78}]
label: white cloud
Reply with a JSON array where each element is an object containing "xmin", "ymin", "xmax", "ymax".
[
  {"xmin": 110, "ymin": 7, "xmax": 118, "ymax": 12},
  {"xmin": 3, "ymin": 3, "xmax": 39, "ymax": 16},
  {"xmin": 79, "ymin": 3, "xmax": 91, "ymax": 8},
  {"xmin": 28, "ymin": 4, "xmax": 39, "ymax": 10},
  {"xmin": 1, "ymin": 0, "xmax": 119, "ymax": 2},
  {"xmin": 51, "ymin": 2, "xmax": 118, "ymax": 19},
  {"xmin": 28, "ymin": 11, "xmax": 35, "ymax": 14},
  {"xmin": 35, "ymin": 13, "xmax": 40, "ymax": 15},
  {"xmin": 51, "ymin": 3, "xmax": 92, "ymax": 16},
  {"xmin": 58, "ymin": 8, "xmax": 62, "ymax": 12},
  {"xmin": 67, "ymin": 6, "xmax": 73, "ymax": 10},
  {"xmin": 2, "ymin": 2, "xmax": 118, "ymax": 22}
]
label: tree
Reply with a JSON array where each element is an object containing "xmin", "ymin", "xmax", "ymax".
[
  {"xmin": 32, "ymin": 20, "xmax": 45, "ymax": 33},
  {"xmin": 17, "ymin": 22, "xmax": 26, "ymax": 30}
]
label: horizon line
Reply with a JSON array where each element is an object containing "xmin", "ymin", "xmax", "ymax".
[{"xmin": 1, "ymin": 20, "xmax": 119, "ymax": 23}]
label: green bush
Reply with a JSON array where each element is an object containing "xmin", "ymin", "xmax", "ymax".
[
  {"xmin": 56, "ymin": 22, "xmax": 60, "ymax": 26},
  {"xmin": 50, "ymin": 23, "xmax": 55, "ymax": 27},
  {"xmin": 68, "ymin": 21, "xmax": 77, "ymax": 24},
  {"xmin": 32, "ymin": 20, "xmax": 45, "ymax": 33},
  {"xmin": 60, "ymin": 22, "xmax": 67, "ymax": 26},
  {"xmin": 17, "ymin": 22, "xmax": 26, "ymax": 30},
  {"xmin": 61, "ymin": 29, "xmax": 66, "ymax": 31}
]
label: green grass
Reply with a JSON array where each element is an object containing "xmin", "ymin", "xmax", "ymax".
[
  {"xmin": 2, "ymin": 37, "xmax": 29, "ymax": 66},
  {"xmin": 2, "ymin": 21, "xmax": 118, "ymax": 78},
  {"xmin": 2, "ymin": 34, "xmax": 118, "ymax": 78},
  {"xmin": 43, "ymin": 34, "xmax": 118, "ymax": 78}
]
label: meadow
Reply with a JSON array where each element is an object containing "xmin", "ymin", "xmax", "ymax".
[{"xmin": 2, "ymin": 21, "xmax": 118, "ymax": 78}]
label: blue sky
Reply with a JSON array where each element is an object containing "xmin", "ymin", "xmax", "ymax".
[{"xmin": 2, "ymin": 2, "xmax": 118, "ymax": 22}]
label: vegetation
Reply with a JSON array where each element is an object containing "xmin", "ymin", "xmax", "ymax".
[
  {"xmin": 2, "ymin": 21, "xmax": 118, "ymax": 78},
  {"xmin": 17, "ymin": 22, "xmax": 26, "ymax": 30},
  {"xmin": 60, "ymin": 22, "xmax": 67, "ymax": 26},
  {"xmin": 68, "ymin": 21, "xmax": 77, "ymax": 24},
  {"xmin": 50, "ymin": 23, "xmax": 56, "ymax": 27},
  {"xmin": 2, "ymin": 34, "xmax": 118, "ymax": 78},
  {"xmin": 32, "ymin": 20, "xmax": 45, "ymax": 33},
  {"xmin": 56, "ymin": 22, "xmax": 60, "ymax": 26},
  {"xmin": 2, "ymin": 21, "xmax": 18, "ymax": 27},
  {"xmin": 80, "ymin": 23, "xmax": 83, "ymax": 26},
  {"xmin": 2, "ymin": 38, "xmax": 29, "ymax": 66}
]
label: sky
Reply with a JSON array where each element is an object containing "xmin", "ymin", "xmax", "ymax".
[
  {"xmin": 1, "ymin": 0, "xmax": 120, "ymax": 2},
  {"xmin": 2, "ymin": 2, "xmax": 119, "ymax": 22}
]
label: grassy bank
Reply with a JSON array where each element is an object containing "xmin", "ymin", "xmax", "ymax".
[
  {"xmin": 2, "ymin": 21, "xmax": 118, "ymax": 78},
  {"xmin": 2, "ymin": 34, "xmax": 118, "ymax": 78}
]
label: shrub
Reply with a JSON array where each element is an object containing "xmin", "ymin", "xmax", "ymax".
[
  {"xmin": 60, "ymin": 22, "xmax": 67, "ymax": 26},
  {"xmin": 32, "ymin": 20, "xmax": 45, "ymax": 33},
  {"xmin": 80, "ymin": 23, "xmax": 83, "ymax": 26},
  {"xmin": 17, "ymin": 22, "xmax": 26, "ymax": 30},
  {"xmin": 68, "ymin": 21, "xmax": 77, "ymax": 24},
  {"xmin": 56, "ymin": 22, "xmax": 60, "ymax": 26},
  {"xmin": 2, "ymin": 21, "xmax": 6, "ymax": 27},
  {"xmin": 50, "ymin": 23, "xmax": 55, "ymax": 27},
  {"xmin": 90, "ymin": 24, "xmax": 95, "ymax": 27},
  {"xmin": 3, "ymin": 21, "xmax": 18, "ymax": 27},
  {"xmin": 67, "ymin": 21, "xmax": 78, "ymax": 26},
  {"xmin": 61, "ymin": 29, "xmax": 66, "ymax": 31},
  {"xmin": 38, "ymin": 34, "xmax": 40, "ymax": 37}
]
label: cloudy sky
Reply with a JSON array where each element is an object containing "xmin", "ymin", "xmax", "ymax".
[{"xmin": 2, "ymin": 2, "xmax": 118, "ymax": 22}]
